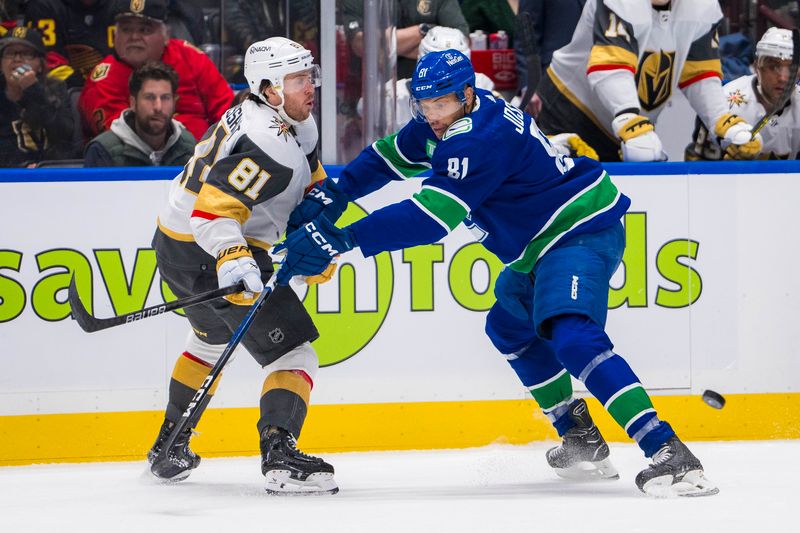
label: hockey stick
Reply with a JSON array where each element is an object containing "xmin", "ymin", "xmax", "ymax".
[
  {"xmin": 517, "ymin": 10, "xmax": 542, "ymax": 111},
  {"xmin": 152, "ymin": 276, "xmax": 278, "ymax": 473},
  {"xmin": 751, "ymin": 27, "xmax": 800, "ymax": 138},
  {"xmin": 68, "ymin": 275, "xmax": 246, "ymax": 333}
]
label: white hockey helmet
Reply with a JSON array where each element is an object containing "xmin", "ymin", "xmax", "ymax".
[
  {"xmin": 756, "ymin": 27, "xmax": 794, "ymax": 61},
  {"xmin": 418, "ymin": 27, "xmax": 470, "ymax": 59},
  {"xmin": 244, "ymin": 36, "xmax": 320, "ymax": 125}
]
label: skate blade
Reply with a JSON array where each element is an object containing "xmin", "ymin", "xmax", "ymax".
[
  {"xmin": 553, "ymin": 458, "xmax": 620, "ymax": 481},
  {"xmin": 641, "ymin": 470, "xmax": 719, "ymax": 498},
  {"xmin": 146, "ymin": 460, "xmax": 195, "ymax": 484},
  {"xmin": 149, "ymin": 467, "xmax": 193, "ymax": 483},
  {"xmin": 264, "ymin": 469, "xmax": 339, "ymax": 496}
]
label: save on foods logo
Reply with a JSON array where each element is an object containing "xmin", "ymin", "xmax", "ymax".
[{"xmin": 0, "ymin": 211, "xmax": 700, "ymax": 366}]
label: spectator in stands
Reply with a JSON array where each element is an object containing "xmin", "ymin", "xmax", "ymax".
[
  {"xmin": 224, "ymin": 0, "xmax": 319, "ymax": 58},
  {"xmin": 461, "ymin": 0, "xmax": 518, "ymax": 47},
  {"xmin": 84, "ymin": 61, "xmax": 195, "ymax": 166},
  {"xmin": 165, "ymin": 0, "xmax": 206, "ymax": 45},
  {"xmin": 515, "ymin": 0, "xmax": 586, "ymax": 116},
  {"xmin": 687, "ymin": 27, "xmax": 800, "ymax": 160},
  {"xmin": 343, "ymin": 0, "xmax": 469, "ymax": 79},
  {"xmin": 24, "ymin": 0, "xmax": 117, "ymax": 87},
  {"xmin": 0, "ymin": 27, "xmax": 76, "ymax": 166},
  {"xmin": 79, "ymin": 0, "xmax": 233, "ymax": 140}
]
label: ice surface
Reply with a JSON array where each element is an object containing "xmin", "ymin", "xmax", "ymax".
[{"xmin": 0, "ymin": 440, "xmax": 793, "ymax": 532}]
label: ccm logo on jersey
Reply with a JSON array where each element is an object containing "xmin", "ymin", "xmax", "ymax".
[{"xmin": 305, "ymin": 221, "xmax": 340, "ymax": 256}]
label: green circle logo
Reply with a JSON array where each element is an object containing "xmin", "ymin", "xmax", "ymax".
[{"xmin": 303, "ymin": 203, "xmax": 394, "ymax": 366}]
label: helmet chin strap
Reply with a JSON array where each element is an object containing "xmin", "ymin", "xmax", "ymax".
[
  {"xmin": 261, "ymin": 88, "xmax": 302, "ymax": 126},
  {"xmin": 256, "ymin": 83, "xmax": 302, "ymax": 126}
]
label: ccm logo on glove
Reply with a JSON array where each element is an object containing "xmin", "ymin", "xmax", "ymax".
[
  {"xmin": 305, "ymin": 221, "xmax": 340, "ymax": 256},
  {"xmin": 308, "ymin": 188, "xmax": 334, "ymax": 205}
]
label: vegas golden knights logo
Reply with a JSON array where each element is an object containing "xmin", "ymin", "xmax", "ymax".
[
  {"xmin": 636, "ymin": 51, "xmax": 675, "ymax": 111},
  {"xmin": 130, "ymin": 0, "xmax": 145, "ymax": 13},
  {"xmin": 11, "ymin": 26, "xmax": 28, "ymax": 39}
]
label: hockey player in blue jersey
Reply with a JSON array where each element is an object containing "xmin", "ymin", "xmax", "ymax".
[{"xmin": 276, "ymin": 49, "xmax": 717, "ymax": 497}]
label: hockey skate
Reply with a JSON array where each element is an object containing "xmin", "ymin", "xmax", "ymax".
[
  {"xmin": 147, "ymin": 419, "xmax": 201, "ymax": 482},
  {"xmin": 636, "ymin": 435, "xmax": 718, "ymax": 497},
  {"xmin": 546, "ymin": 398, "xmax": 619, "ymax": 480},
  {"xmin": 260, "ymin": 426, "xmax": 338, "ymax": 495}
]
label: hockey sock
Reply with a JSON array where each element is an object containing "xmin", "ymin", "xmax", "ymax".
[
  {"xmin": 257, "ymin": 370, "xmax": 312, "ymax": 438},
  {"xmin": 165, "ymin": 351, "xmax": 221, "ymax": 424},
  {"xmin": 510, "ymin": 343, "xmax": 575, "ymax": 437},
  {"xmin": 485, "ymin": 304, "xmax": 574, "ymax": 436},
  {"xmin": 549, "ymin": 314, "xmax": 676, "ymax": 456}
]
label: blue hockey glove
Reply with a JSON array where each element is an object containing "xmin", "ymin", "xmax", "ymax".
[
  {"xmin": 276, "ymin": 216, "xmax": 356, "ymax": 285},
  {"xmin": 494, "ymin": 267, "xmax": 534, "ymax": 322},
  {"xmin": 286, "ymin": 179, "xmax": 350, "ymax": 235}
]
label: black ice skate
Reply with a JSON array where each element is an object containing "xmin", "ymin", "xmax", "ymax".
[
  {"xmin": 546, "ymin": 398, "xmax": 619, "ymax": 480},
  {"xmin": 635, "ymin": 435, "xmax": 718, "ymax": 497},
  {"xmin": 147, "ymin": 419, "xmax": 201, "ymax": 482},
  {"xmin": 260, "ymin": 426, "xmax": 338, "ymax": 495}
]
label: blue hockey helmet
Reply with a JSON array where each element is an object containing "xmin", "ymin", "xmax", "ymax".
[{"xmin": 409, "ymin": 49, "xmax": 476, "ymax": 122}]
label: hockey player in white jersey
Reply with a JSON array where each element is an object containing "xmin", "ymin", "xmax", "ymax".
[
  {"xmin": 148, "ymin": 37, "xmax": 338, "ymax": 495},
  {"xmin": 687, "ymin": 27, "xmax": 800, "ymax": 160},
  {"xmin": 536, "ymin": 0, "xmax": 763, "ymax": 161}
]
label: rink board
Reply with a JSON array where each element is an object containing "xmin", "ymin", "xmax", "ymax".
[{"xmin": 1, "ymin": 161, "xmax": 799, "ymax": 464}]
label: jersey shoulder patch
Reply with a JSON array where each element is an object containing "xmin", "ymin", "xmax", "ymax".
[
  {"xmin": 442, "ymin": 117, "xmax": 472, "ymax": 141},
  {"xmin": 726, "ymin": 88, "xmax": 748, "ymax": 108},
  {"xmin": 90, "ymin": 62, "xmax": 111, "ymax": 82}
]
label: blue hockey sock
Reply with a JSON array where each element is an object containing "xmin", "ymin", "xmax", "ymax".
[{"xmin": 549, "ymin": 314, "xmax": 675, "ymax": 455}]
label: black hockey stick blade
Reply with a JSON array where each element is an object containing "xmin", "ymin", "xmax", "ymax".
[
  {"xmin": 518, "ymin": 10, "xmax": 542, "ymax": 111},
  {"xmin": 751, "ymin": 27, "xmax": 800, "ymax": 138},
  {"xmin": 67, "ymin": 275, "xmax": 246, "ymax": 333},
  {"xmin": 152, "ymin": 277, "xmax": 279, "ymax": 477}
]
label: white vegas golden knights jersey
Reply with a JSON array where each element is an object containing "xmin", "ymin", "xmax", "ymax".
[
  {"xmin": 723, "ymin": 75, "xmax": 800, "ymax": 158},
  {"xmin": 156, "ymin": 98, "xmax": 326, "ymax": 262},
  {"xmin": 547, "ymin": 0, "xmax": 724, "ymax": 136}
]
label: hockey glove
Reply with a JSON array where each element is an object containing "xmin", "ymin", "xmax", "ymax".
[
  {"xmin": 305, "ymin": 263, "xmax": 339, "ymax": 285},
  {"xmin": 612, "ymin": 112, "xmax": 667, "ymax": 162},
  {"xmin": 547, "ymin": 133, "xmax": 599, "ymax": 160},
  {"xmin": 286, "ymin": 179, "xmax": 350, "ymax": 235},
  {"xmin": 216, "ymin": 245, "xmax": 264, "ymax": 305},
  {"xmin": 494, "ymin": 267, "xmax": 534, "ymax": 322},
  {"xmin": 715, "ymin": 113, "xmax": 762, "ymax": 160},
  {"xmin": 276, "ymin": 216, "xmax": 356, "ymax": 285}
]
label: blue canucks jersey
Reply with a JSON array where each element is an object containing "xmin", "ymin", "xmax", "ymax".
[{"xmin": 339, "ymin": 89, "xmax": 631, "ymax": 272}]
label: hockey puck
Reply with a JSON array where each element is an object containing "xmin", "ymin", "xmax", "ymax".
[{"xmin": 702, "ymin": 390, "xmax": 726, "ymax": 409}]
